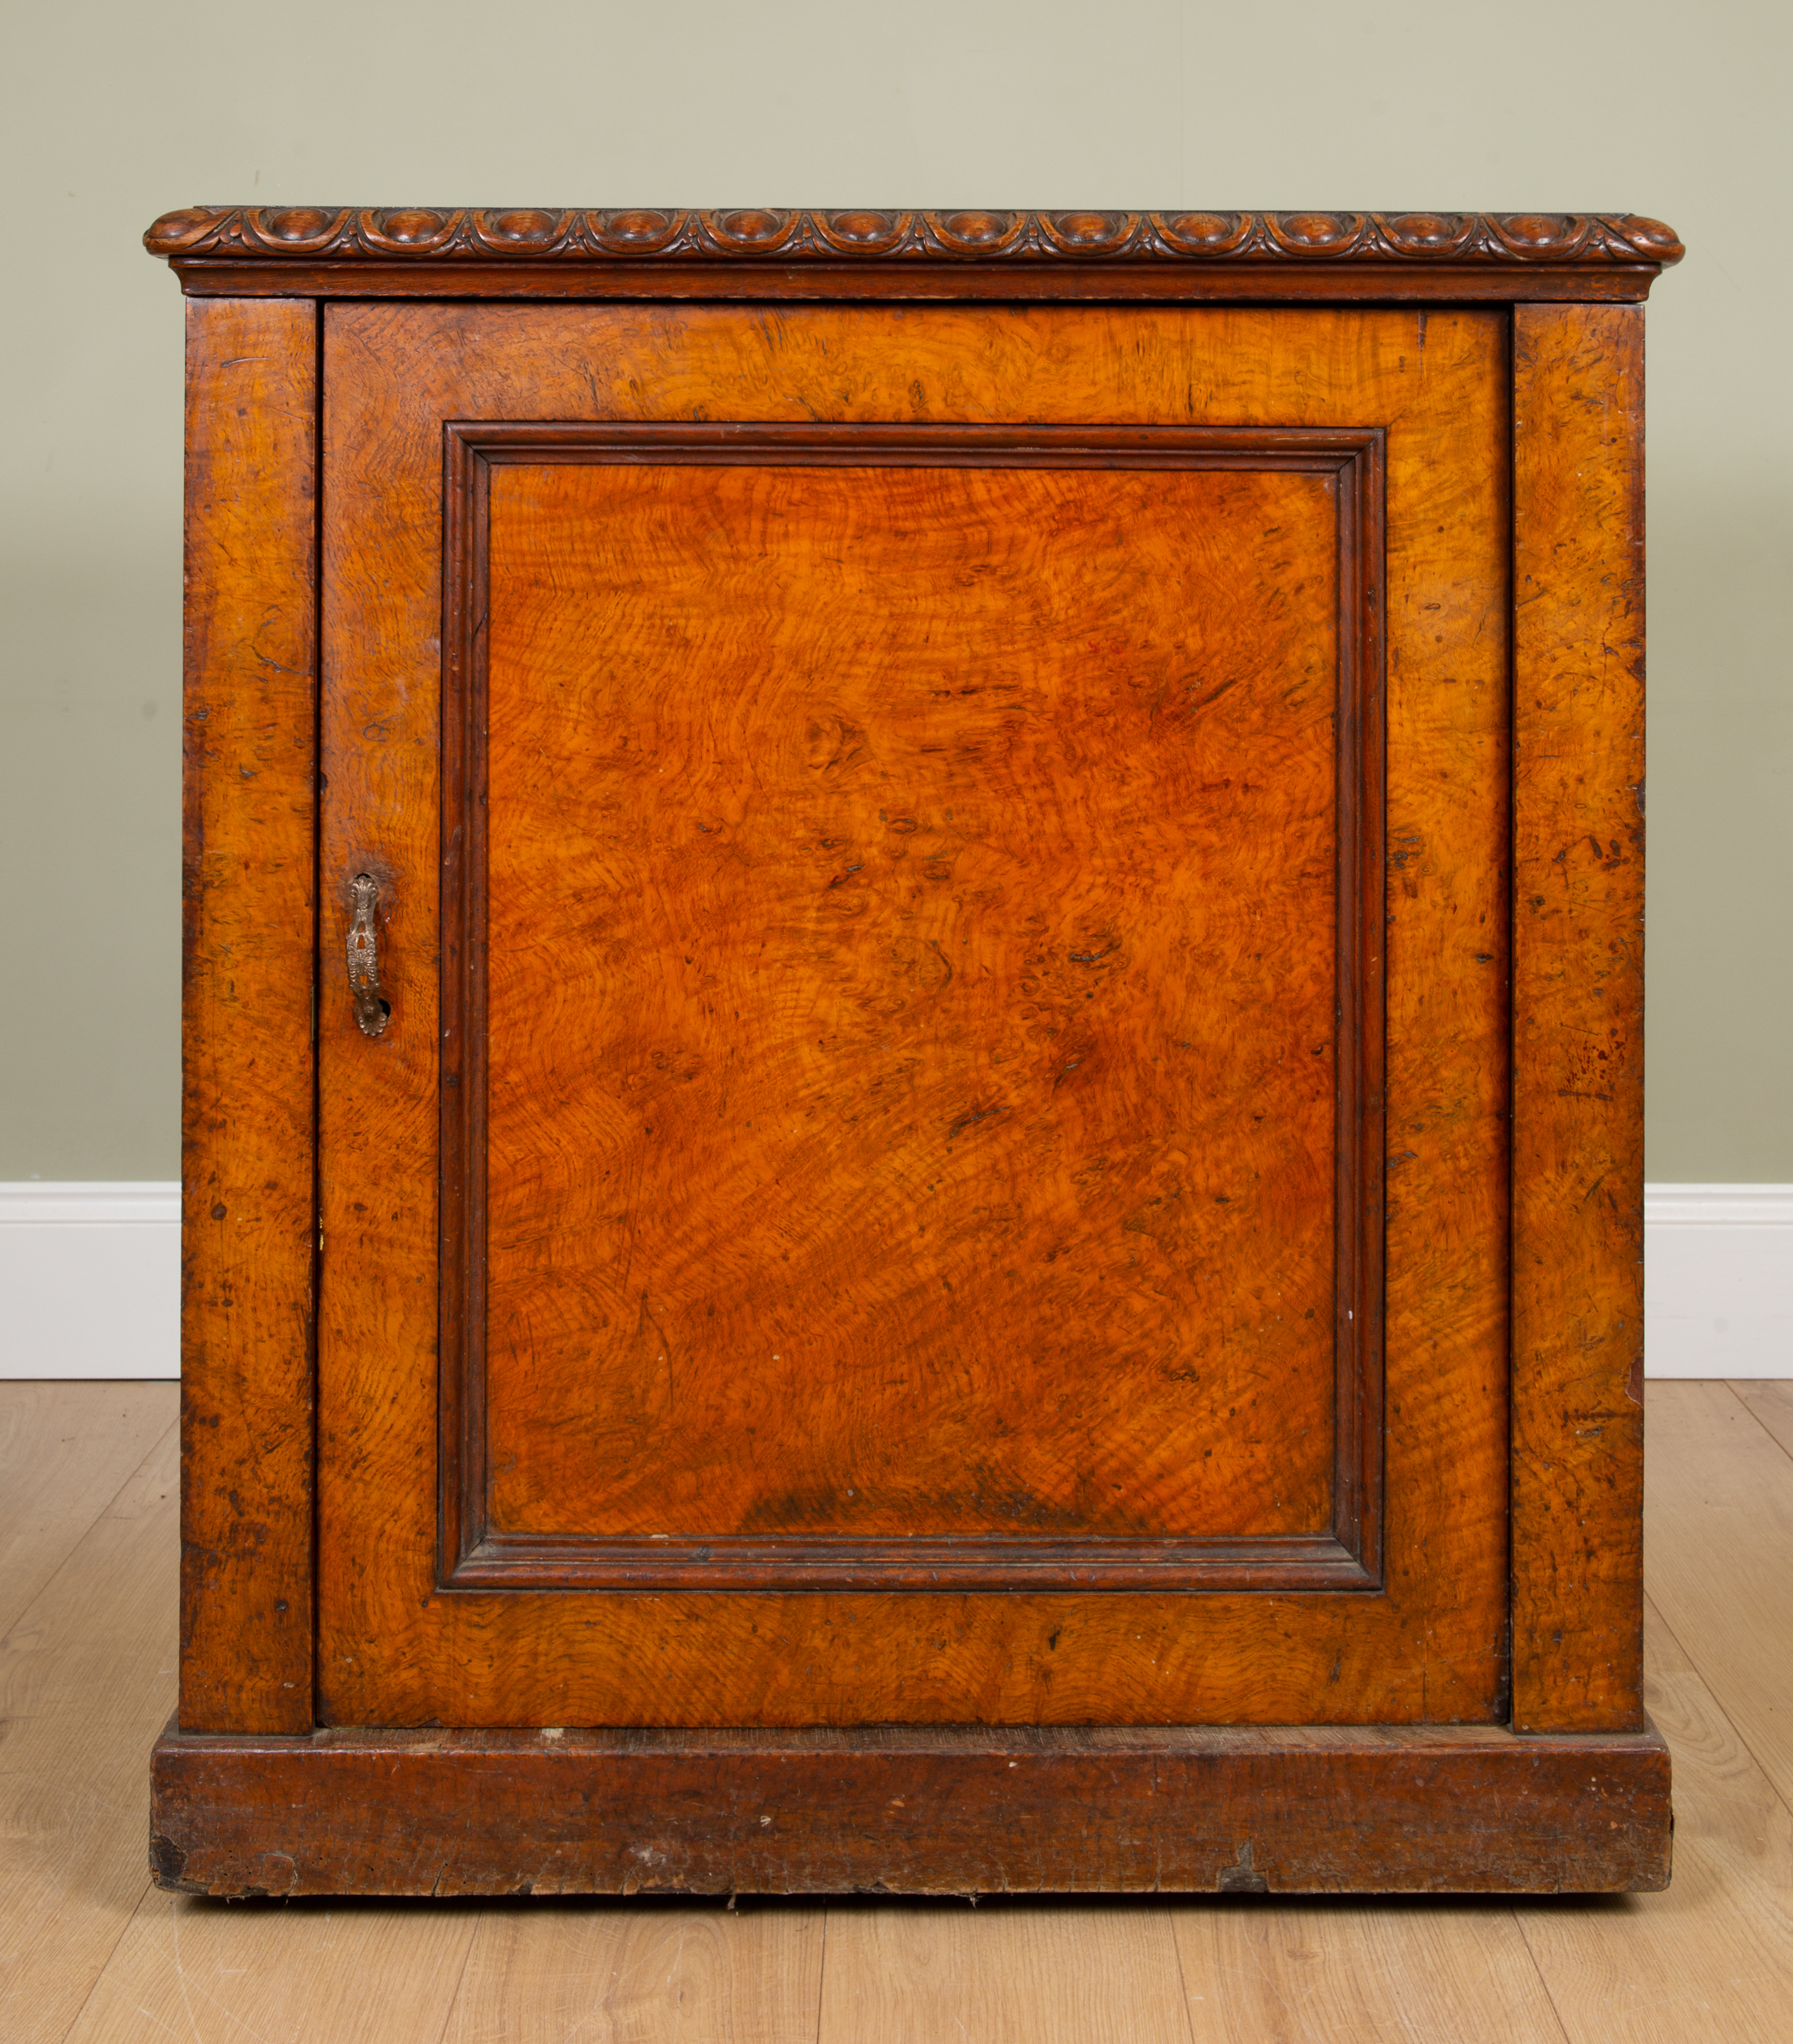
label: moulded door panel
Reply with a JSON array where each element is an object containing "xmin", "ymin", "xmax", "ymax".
[{"xmin": 316, "ymin": 302, "xmax": 1509, "ymax": 1727}]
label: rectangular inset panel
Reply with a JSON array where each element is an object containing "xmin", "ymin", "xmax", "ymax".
[{"xmin": 440, "ymin": 424, "xmax": 1384, "ymax": 1591}]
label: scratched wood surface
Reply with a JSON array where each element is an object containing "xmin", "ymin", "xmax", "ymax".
[
  {"xmin": 316, "ymin": 301, "xmax": 1509, "ymax": 1728},
  {"xmin": 1509, "ymin": 303, "xmax": 1646, "ymax": 1732},
  {"xmin": 4, "ymin": 1378, "xmax": 1790, "ymax": 2041},
  {"xmin": 147, "ymin": 1720, "xmax": 1669, "ymax": 1895},
  {"xmin": 179, "ymin": 297, "xmax": 318, "ymax": 1734}
]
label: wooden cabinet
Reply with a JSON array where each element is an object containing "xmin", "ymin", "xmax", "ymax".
[{"xmin": 146, "ymin": 206, "xmax": 1681, "ymax": 1896}]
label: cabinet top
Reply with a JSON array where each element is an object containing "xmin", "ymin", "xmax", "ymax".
[{"xmin": 145, "ymin": 207, "xmax": 1683, "ymax": 304}]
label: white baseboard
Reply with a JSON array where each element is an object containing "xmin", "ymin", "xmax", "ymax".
[
  {"xmin": 3, "ymin": 1180, "xmax": 1789, "ymax": 1382},
  {"xmin": 1642, "ymin": 1184, "xmax": 1793, "ymax": 1377},
  {"xmin": 0, "ymin": 1183, "xmax": 181, "ymax": 1379}
]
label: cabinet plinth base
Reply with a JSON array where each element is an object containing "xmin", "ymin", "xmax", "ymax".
[{"xmin": 151, "ymin": 1717, "xmax": 1670, "ymax": 1897}]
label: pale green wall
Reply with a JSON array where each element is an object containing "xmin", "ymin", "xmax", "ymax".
[{"xmin": 3, "ymin": 0, "xmax": 1788, "ymax": 1180}]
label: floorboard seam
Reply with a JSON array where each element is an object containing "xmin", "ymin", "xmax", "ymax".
[
  {"xmin": 0, "ymin": 1385, "xmax": 175, "ymax": 1643},
  {"xmin": 21, "ymin": 1413, "xmax": 181, "ymax": 2041},
  {"xmin": 1512, "ymin": 1898, "xmax": 1599, "ymax": 2044},
  {"xmin": 429, "ymin": 1912, "xmax": 481, "ymax": 2044},
  {"xmin": 1642, "ymin": 1588, "xmax": 1793, "ymax": 1832},
  {"xmin": 1644, "ymin": 1392, "xmax": 1793, "ymax": 1816},
  {"xmin": 50, "ymin": 1872, "xmax": 155, "ymax": 2043},
  {"xmin": 1164, "ymin": 1903, "xmax": 1203, "ymax": 2044},
  {"xmin": 1720, "ymin": 1379, "xmax": 1793, "ymax": 1463},
  {"xmin": 813, "ymin": 1904, "xmax": 829, "ymax": 2044},
  {"xmin": 2, "ymin": 1416, "xmax": 179, "ymax": 1651}
]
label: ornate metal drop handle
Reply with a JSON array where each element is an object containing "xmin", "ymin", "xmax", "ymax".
[{"xmin": 347, "ymin": 874, "xmax": 388, "ymax": 1037}]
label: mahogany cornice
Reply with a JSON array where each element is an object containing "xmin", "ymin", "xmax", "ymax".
[{"xmin": 146, "ymin": 205, "xmax": 1683, "ymax": 270}]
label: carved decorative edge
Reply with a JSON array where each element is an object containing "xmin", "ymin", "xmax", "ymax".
[{"xmin": 146, "ymin": 207, "xmax": 1684, "ymax": 268}]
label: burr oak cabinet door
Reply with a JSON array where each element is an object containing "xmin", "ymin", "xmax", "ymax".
[{"xmin": 315, "ymin": 302, "xmax": 1509, "ymax": 1727}]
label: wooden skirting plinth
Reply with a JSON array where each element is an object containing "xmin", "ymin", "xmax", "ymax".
[{"xmin": 150, "ymin": 1718, "xmax": 1671, "ymax": 1897}]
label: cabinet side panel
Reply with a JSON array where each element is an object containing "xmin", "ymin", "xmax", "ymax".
[
  {"xmin": 1511, "ymin": 303, "xmax": 1645, "ymax": 1731},
  {"xmin": 181, "ymin": 297, "xmax": 318, "ymax": 1733}
]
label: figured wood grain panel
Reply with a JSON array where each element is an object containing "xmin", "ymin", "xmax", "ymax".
[
  {"xmin": 180, "ymin": 296, "xmax": 317, "ymax": 1735},
  {"xmin": 440, "ymin": 426, "xmax": 1384, "ymax": 1595},
  {"xmin": 319, "ymin": 302, "xmax": 1508, "ymax": 1727},
  {"xmin": 1511, "ymin": 302, "xmax": 1646, "ymax": 1732},
  {"xmin": 485, "ymin": 458, "xmax": 1347, "ymax": 1552}
]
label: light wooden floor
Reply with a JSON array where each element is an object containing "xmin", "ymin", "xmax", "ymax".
[{"xmin": 3, "ymin": 1381, "xmax": 1791, "ymax": 2041}]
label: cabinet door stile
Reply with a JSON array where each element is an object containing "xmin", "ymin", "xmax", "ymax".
[
  {"xmin": 180, "ymin": 296, "xmax": 319, "ymax": 1734},
  {"xmin": 1510, "ymin": 303, "xmax": 1647, "ymax": 1732}
]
